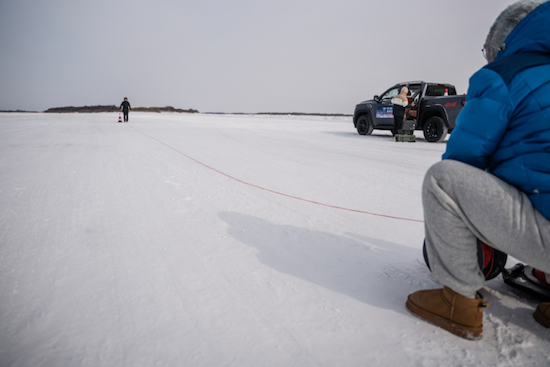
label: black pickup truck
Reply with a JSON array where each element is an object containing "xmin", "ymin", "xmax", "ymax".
[{"xmin": 353, "ymin": 81, "xmax": 466, "ymax": 142}]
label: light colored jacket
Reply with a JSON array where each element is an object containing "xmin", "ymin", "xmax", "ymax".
[{"xmin": 391, "ymin": 92, "xmax": 408, "ymax": 107}]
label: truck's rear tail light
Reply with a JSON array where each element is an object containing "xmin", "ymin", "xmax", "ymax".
[{"xmin": 462, "ymin": 99, "xmax": 466, "ymax": 106}]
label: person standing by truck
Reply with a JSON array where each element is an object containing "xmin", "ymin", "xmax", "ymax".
[
  {"xmin": 391, "ymin": 86, "xmax": 409, "ymax": 136},
  {"xmin": 120, "ymin": 97, "xmax": 131, "ymax": 122}
]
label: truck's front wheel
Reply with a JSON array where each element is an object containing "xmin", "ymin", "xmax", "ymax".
[
  {"xmin": 423, "ymin": 116, "xmax": 448, "ymax": 143},
  {"xmin": 356, "ymin": 115, "xmax": 373, "ymax": 135}
]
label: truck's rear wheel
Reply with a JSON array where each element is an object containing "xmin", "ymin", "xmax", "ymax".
[
  {"xmin": 423, "ymin": 116, "xmax": 448, "ymax": 142},
  {"xmin": 357, "ymin": 115, "xmax": 373, "ymax": 135}
]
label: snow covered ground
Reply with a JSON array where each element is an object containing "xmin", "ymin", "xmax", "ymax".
[{"xmin": 0, "ymin": 112, "xmax": 549, "ymax": 367}]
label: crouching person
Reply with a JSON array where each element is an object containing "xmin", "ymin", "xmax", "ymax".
[{"xmin": 406, "ymin": 0, "xmax": 550, "ymax": 340}]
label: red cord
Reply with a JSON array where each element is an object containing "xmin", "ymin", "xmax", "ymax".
[{"xmin": 129, "ymin": 125, "xmax": 424, "ymax": 223}]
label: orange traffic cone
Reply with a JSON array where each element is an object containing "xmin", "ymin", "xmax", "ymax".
[
  {"xmin": 118, "ymin": 113, "xmax": 122, "ymax": 123},
  {"xmin": 444, "ymin": 88, "xmax": 449, "ymax": 96}
]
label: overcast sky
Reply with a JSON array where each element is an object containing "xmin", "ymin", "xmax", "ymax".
[{"xmin": 0, "ymin": 0, "xmax": 519, "ymax": 113}]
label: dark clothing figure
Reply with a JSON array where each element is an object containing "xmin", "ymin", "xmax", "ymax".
[
  {"xmin": 120, "ymin": 99, "xmax": 131, "ymax": 122},
  {"xmin": 392, "ymin": 105, "xmax": 406, "ymax": 135},
  {"xmin": 391, "ymin": 87, "xmax": 409, "ymax": 136}
]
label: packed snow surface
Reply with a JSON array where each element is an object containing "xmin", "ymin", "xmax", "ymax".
[{"xmin": 1, "ymin": 112, "xmax": 549, "ymax": 367}]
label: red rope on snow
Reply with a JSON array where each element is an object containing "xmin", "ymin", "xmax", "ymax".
[{"xmin": 129, "ymin": 125, "xmax": 424, "ymax": 223}]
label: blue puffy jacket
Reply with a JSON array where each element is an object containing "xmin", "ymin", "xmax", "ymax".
[{"xmin": 443, "ymin": 2, "xmax": 550, "ymax": 219}]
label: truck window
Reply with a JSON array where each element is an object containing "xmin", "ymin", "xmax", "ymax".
[
  {"xmin": 408, "ymin": 85, "xmax": 421, "ymax": 96},
  {"xmin": 408, "ymin": 85, "xmax": 421, "ymax": 103},
  {"xmin": 426, "ymin": 85, "xmax": 457, "ymax": 96},
  {"xmin": 380, "ymin": 87, "xmax": 400, "ymax": 100}
]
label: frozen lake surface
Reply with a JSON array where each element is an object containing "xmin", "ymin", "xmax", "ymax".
[{"xmin": 1, "ymin": 112, "xmax": 549, "ymax": 366}]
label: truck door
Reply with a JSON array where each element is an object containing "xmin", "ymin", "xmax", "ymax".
[
  {"xmin": 374, "ymin": 86, "xmax": 401, "ymax": 127},
  {"xmin": 405, "ymin": 84, "xmax": 423, "ymax": 121}
]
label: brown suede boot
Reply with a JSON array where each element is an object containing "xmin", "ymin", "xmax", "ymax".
[
  {"xmin": 406, "ymin": 286, "xmax": 488, "ymax": 340},
  {"xmin": 534, "ymin": 303, "xmax": 550, "ymax": 328}
]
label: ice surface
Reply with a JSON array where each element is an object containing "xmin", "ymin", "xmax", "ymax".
[{"xmin": 0, "ymin": 112, "xmax": 548, "ymax": 366}]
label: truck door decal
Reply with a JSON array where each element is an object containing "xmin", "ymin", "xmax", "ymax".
[{"xmin": 376, "ymin": 106, "xmax": 394, "ymax": 118}]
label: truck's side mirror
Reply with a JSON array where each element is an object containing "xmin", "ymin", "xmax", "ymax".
[{"xmin": 374, "ymin": 95, "xmax": 379, "ymax": 102}]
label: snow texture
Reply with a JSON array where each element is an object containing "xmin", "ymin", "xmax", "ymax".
[{"xmin": 0, "ymin": 112, "xmax": 549, "ymax": 367}]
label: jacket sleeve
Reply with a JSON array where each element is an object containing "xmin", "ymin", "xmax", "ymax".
[{"xmin": 442, "ymin": 68, "xmax": 514, "ymax": 169}]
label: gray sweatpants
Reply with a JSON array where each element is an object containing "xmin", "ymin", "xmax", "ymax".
[{"xmin": 423, "ymin": 160, "xmax": 550, "ymax": 298}]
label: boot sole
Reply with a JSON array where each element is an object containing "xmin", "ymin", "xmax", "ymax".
[
  {"xmin": 406, "ymin": 298, "xmax": 482, "ymax": 340},
  {"xmin": 533, "ymin": 308, "xmax": 550, "ymax": 328}
]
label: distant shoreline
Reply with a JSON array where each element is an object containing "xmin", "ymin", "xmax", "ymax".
[
  {"xmin": 205, "ymin": 112, "xmax": 352, "ymax": 117},
  {"xmin": 0, "ymin": 110, "xmax": 38, "ymax": 113},
  {"xmin": 1, "ymin": 108, "xmax": 351, "ymax": 117},
  {"xmin": 43, "ymin": 105, "xmax": 199, "ymax": 114}
]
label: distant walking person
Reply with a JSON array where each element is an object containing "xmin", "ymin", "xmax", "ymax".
[{"xmin": 120, "ymin": 97, "xmax": 131, "ymax": 122}]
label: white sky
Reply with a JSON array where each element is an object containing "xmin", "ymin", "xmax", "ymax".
[{"xmin": 0, "ymin": 0, "xmax": 519, "ymax": 113}]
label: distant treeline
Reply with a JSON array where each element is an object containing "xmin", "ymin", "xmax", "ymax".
[
  {"xmin": 2, "ymin": 107, "xmax": 349, "ymax": 116},
  {"xmin": 0, "ymin": 109, "xmax": 37, "ymax": 113},
  {"xmin": 45, "ymin": 105, "xmax": 199, "ymax": 113},
  {"xmin": 207, "ymin": 112, "xmax": 352, "ymax": 117},
  {"xmin": 134, "ymin": 106, "xmax": 199, "ymax": 113},
  {"xmin": 258, "ymin": 112, "xmax": 351, "ymax": 117}
]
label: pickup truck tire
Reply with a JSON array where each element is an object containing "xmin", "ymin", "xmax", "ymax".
[
  {"xmin": 356, "ymin": 114, "xmax": 373, "ymax": 135},
  {"xmin": 423, "ymin": 116, "xmax": 448, "ymax": 143}
]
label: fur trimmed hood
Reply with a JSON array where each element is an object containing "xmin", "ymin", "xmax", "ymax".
[
  {"xmin": 483, "ymin": 0, "xmax": 550, "ymax": 62},
  {"xmin": 391, "ymin": 87, "xmax": 409, "ymax": 107}
]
